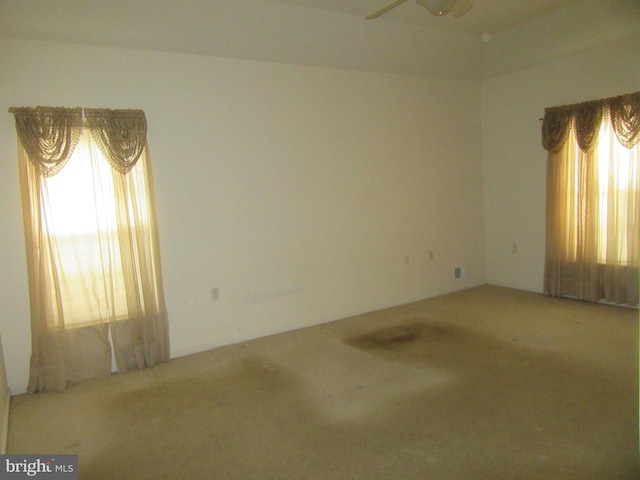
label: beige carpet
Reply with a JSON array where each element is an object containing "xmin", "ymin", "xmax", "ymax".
[{"xmin": 7, "ymin": 285, "xmax": 639, "ymax": 479}]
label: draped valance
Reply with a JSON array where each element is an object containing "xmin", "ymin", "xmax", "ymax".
[
  {"xmin": 541, "ymin": 91, "xmax": 640, "ymax": 153},
  {"xmin": 9, "ymin": 106, "xmax": 147, "ymax": 176}
]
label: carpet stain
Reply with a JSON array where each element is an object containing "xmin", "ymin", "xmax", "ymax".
[
  {"xmin": 107, "ymin": 354, "xmax": 295, "ymax": 415},
  {"xmin": 348, "ymin": 324, "xmax": 421, "ymax": 347},
  {"xmin": 344, "ymin": 319, "xmax": 490, "ymax": 371},
  {"xmin": 345, "ymin": 321, "xmax": 458, "ymax": 350}
]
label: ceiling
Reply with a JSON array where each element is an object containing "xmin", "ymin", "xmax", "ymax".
[{"xmin": 1, "ymin": 0, "xmax": 639, "ymax": 80}]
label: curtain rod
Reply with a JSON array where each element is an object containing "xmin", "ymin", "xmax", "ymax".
[{"xmin": 539, "ymin": 90, "xmax": 640, "ymax": 123}]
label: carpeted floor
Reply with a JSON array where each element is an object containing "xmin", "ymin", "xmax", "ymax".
[{"xmin": 7, "ymin": 285, "xmax": 639, "ymax": 479}]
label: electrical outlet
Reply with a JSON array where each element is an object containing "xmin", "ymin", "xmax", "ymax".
[
  {"xmin": 211, "ymin": 287, "xmax": 220, "ymax": 301},
  {"xmin": 429, "ymin": 250, "xmax": 434, "ymax": 261},
  {"xmin": 512, "ymin": 244, "xmax": 518, "ymax": 254}
]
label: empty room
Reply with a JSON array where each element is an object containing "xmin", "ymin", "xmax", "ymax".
[{"xmin": 0, "ymin": 0, "xmax": 638, "ymax": 478}]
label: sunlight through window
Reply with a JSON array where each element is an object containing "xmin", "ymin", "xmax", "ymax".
[
  {"xmin": 45, "ymin": 132, "xmax": 118, "ymax": 236},
  {"xmin": 596, "ymin": 120, "xmax": 637, "ymax": 265},
  {"xmin": 40, "ymin": 130, "xmax": 140, "ymax": 327}
]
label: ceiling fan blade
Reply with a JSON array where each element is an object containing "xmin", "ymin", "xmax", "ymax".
[
  {"xmin": 450, "ymin": 0, "xmax": 473, "ymax": 18},
  {"xmin": 365, "ymin": 0, "xmax": 409, "ymax": 20}
]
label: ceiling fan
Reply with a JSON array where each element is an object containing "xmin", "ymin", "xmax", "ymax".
[{"xmin": 366, "ymin": 0, "xmax": 473, "ymax": 20}]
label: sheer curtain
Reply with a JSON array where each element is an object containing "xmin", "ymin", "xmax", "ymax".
[
  {"xmin": 542, "ymin": 92, "xmax": 639, "ymax": 307},
  {"xmin": 10, "ymin": 107, "xmax": 170, "ymax": 392}
]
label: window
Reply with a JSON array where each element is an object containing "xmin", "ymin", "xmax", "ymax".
[
  {"xmin": 542, "ymin": 92, "xmax": 639, "ymax": 307},
  {"xmin": 595, "ymin": 119, "xmax": 638, "ymax": 265},
  {"xmin": 42, "ymin": 129, "xmax": 158, "ymax": 328},
  {"xmin": 11, "ymin": 107, "xmax": 170, "ymax": 392},
  {"xmin": 44, "ymin": 130, "xmax": 126, "ymax": 327}
]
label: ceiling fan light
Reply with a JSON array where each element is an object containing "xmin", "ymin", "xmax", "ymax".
[{"xmin": 415, "ymin": 0, "xmax": 458, "ymax": 16}]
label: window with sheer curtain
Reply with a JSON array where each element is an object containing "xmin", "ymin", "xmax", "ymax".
[
  {"xmin": 10, "ymin": 107, "xmax": 170, "ymax": 393},
  {"xmin": 542, "ymin": 92, "xmax": 639, "ymax": 307}
]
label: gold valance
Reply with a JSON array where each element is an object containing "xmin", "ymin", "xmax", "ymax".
[
  {"xmin": 84, "ymin": 108, "xmax": 147, "ymax": 174},
  {"xmin": 9, "ymin": 106, "xmax": 147, "ymax": 176},
  {"xmin": 9, "ymin": 107, "xmax": 83, "ymax": 177},
  {"xmin": 541, "ymin": 91, "xmax": 640, "ymax": 153}
]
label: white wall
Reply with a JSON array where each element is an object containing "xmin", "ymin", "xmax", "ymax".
[
  {"xmin": 0, "ymin": 37, "xmax": 485, "ymax": 394},
  {"xmin": 482, "ymin": 32, "xmax": 640, "ymax": 292}
]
